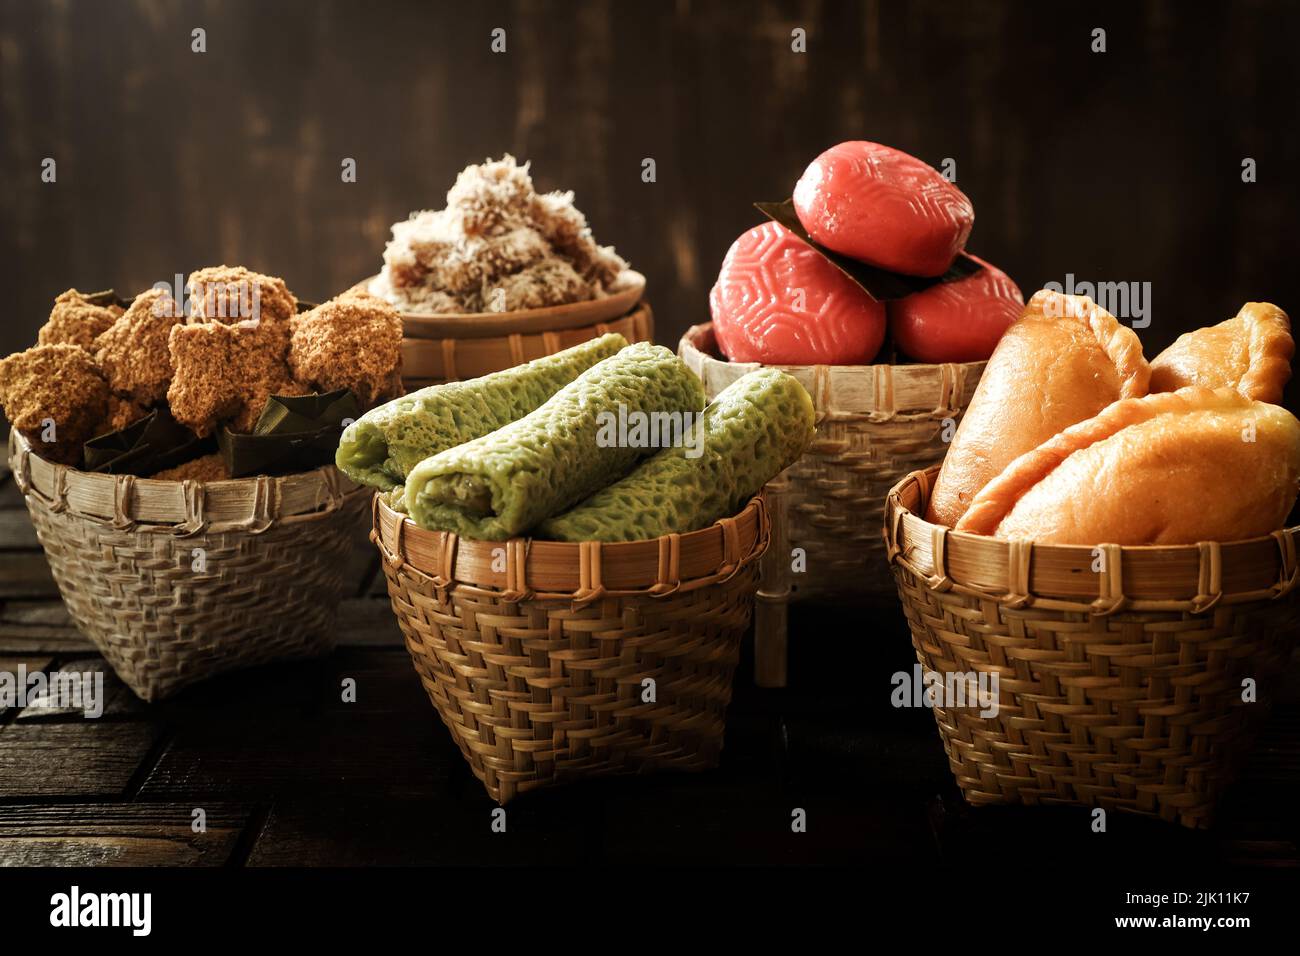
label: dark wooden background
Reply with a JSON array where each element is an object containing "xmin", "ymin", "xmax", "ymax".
[{"xmin": 1, "ymin": 0, "xmax": 1298, "ymax": 410}]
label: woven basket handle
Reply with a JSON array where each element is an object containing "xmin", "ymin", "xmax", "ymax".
[{"xmin": 1271, "ymin": 528, "xmax": 1299, "ymax": 599}]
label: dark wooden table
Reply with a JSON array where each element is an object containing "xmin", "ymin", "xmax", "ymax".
[{"xmin": 0, "ymin": 460, "xmax": 1297, "ymax": 871}]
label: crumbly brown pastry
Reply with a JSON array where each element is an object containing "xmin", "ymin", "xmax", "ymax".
[
  {"xmin": 0, "ymin": 344, "xmax": 109, "ymax": 464},
  {"xmin": 96, "ymin": 394, "xmax": 150, "ymax": 436},
  {"xmin": 37, "ymin": 289, "xmax": 123, "ymax": 350},
  {"xmin": 167, "ymin": 318, "xmax": 294, "ymax": 437},
  {"xmin": 231, "ymin": 373, "xmax": 311, "ymax": 434},
  {"xmin": 92, "ymin": 287, "xmax": 184, "ymax": 405},
  {"xmin": 374, "ymin": 155, "xmax": 628, "ymax": 314},
  {"xmin": 288, "ymin": 292, "xmax": 403, "ymax": 406},
  {"xmin": 1150, "ymin": 302, "xmax": 1293, "ymax": 404},
  {"xmin": 926, "ymin": 290, "xmax": 1151, "ymax": 527},
  {"xmin": 150, "ymin": 453, "xmax": 228, "ymax": 482},
  {"xmin": 186, "ymin": 265, "xmax": 297, "ymax": 326},
  {"xmin": 956, "ymin": 386, "xmax": 1300, "ymax": 545}
]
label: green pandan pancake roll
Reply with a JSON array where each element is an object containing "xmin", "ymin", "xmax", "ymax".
[
  {"xmin": 335, "ymin": 332, "xmax": 628, "ymax": 490},
  {"xmin": 538, "ymin": 368, "xmax": 815, "ymax": 542},
  {"xmin": 404, "ymin": 343, "xmax": 707, "ymax": 539}
]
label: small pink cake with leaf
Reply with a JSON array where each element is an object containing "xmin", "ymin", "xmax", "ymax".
[
  {"xmin": 793, "ymin": 141, "xmax": 973, "ymax": 278},
  {"xmin": 709, "ymin": 221, "xmax": 886, "ymax": 366},
  {"xmin": 889, "ymin": 254, "xmax": 1023, "ymax": 363}
]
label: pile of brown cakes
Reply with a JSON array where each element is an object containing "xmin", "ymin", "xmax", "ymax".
[
  {"xmin": 370, "ymin": 155, "xmax": 629, "ymax": 314},
  {"xmin": 0, "ymin": 266, "xmax": 402, "ymax": 478}
]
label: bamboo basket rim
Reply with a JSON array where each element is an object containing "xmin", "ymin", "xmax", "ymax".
[
  {"xmin": 398, "ymin": 302, "xmax": 653, "ymax": 386},
  {"xmin": 884, "ymin": 464, "xmax": 1300, "ymax": 615},
  {"xmin": 356, "ymin": 270, "xmax": 646, "ymax": 339},
  {"xmin": 678, "ymin": 321, "xmax": 986, "ymax": 421},
  {"xmin": 8, "ymin": 430, "xmax": 366, "ymax": 534},
  {"xmin": 370, "ymin": 492, "xmax": 769, "ymax": 606}
]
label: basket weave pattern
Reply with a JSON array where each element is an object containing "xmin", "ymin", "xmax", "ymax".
[
  {"xmin": 10, "ymin": 432, "xmax": 370, "ymax": 701},
  {"xmin": 885, "ymin": 466, "xmax": 1300, "ymax": 828},
  {"xmin": 372, "ymin": 495, "xmax": 768, "ymax": 802},
  {"xmin": 679, "ymin": 323, "xmax": 984, "ymax": 604}
]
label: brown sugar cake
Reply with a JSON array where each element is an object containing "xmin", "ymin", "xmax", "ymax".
[
  {"xmin": 37, "ymin": 289, "xmax": 124, "ymax": 349},
  {"xmin": 98, "ymin": 394, "xmax": 150, "ymax": 434},
  {"xmin": 371, "ymin": 154, "xmax": 629, "ymax": 314},
  {"xmin": 6, "ymin": 270, "xmax": 404, "ymax": 473},
  {"xmin": 167, "ymin": 317, "xmax": 298, "ymax": 437},
  {"xmin": 186, "ymin": 265, "xmax": 297, "ymax": 327},
  {"xmin": 150, "ymin": 453, "xmax": 228, "ymax": 482},
  {"xmin": 0, "ymin": 344, "xmax": 109, "ymax": 464},
  {"xmin": 925, "ymin": 289, "xmax": 1150, "ymax": 527},
  {"xmin": 289, "ymin": 291, "xmax": 403, "ymax": 406},
  {"xmin": 1150, "ymin": 302, "xmax": 1293, "ymax": 404},
  {"xmin": 955, "ymin": 386, "xmax": 1300, "ymax": 545},
  {"xmin": 93, "ymin": 287, "xmax": 184, "ymax": 405}
]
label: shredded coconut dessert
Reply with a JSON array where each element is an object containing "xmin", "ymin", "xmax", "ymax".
[{"xmin": 371, "ymin": 155, "xmax": 629, "ymax": 314}]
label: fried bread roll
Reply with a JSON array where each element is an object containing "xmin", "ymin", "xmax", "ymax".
[
  {"xmin": 956, "ymin": 387, "xmax": 1300, "ymax": 545},
  {"xmin": 926, "ymin": 290, "xmax": 1150, "ymax": 527},
  {"xmin": 1150, "ymin": 302, "xmax": 1293, "ymax": 404}
]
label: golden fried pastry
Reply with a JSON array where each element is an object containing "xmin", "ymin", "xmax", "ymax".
[
  {"xmin": 150, "ymin": 453, "xmax": 228, "ymax": 482},
  {"xmin": 957, "ymin": 387, "xmax": 1300, "ymax": 545},
  {"xmin": 186, "ymin": 265, "xmax": 296, "ymax": 326},
  {"xmin": 0, "ymin": 344, "xmax": 109, "ymax": 464},
  {"xmin": 92, "ymin": 287, "xmax": 183, "ymax": 405},
  {"xmin": 926, "ymin": 290, "xmax": 1151, "ymax": 527},
  {"xmin": 38, "ymin": 289, "xmax": 123, "ymax": 350},
  {"xmin": 288, "ymin": 292, "xmax": 402, "ymax": 406},
  {"xmin": 167, "ymin": 318, "xmax": 293, "ymax": 437},
  {"xmin": 1150, "ymin": 302, "xmax": 1293, "ymax": 404}
]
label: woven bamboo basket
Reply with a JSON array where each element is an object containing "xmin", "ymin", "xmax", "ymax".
[
  {"xmin": 354, "ymin": 273, "xmax": 654, "ymax": 390},
  {"xmin": 884, "ymin": 465, "xmax": 1300, "ymax": 828},
  {"xmin": 8, "ymin": 431, "xmax": 370, "ymax": 702},
  {"xmin": 370, "ymin": 492, "xmax": 769, "ymax": 803},
  {"xmin": 679, "ymin": 322, "xmax": 985, "ymax": 686}
]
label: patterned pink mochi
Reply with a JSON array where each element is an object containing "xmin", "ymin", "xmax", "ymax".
[
  {"xmin": 709, "ymin": 221, "xmax": 886, "ymax": 365},
  {"xmin": 793, "ymin": 141, "xmax": 973, "ymax": 278}
]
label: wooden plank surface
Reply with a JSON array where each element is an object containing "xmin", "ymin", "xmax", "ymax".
[
  {"xmin": 0, "ymin": 803, "xmax": 251, "ymax": 866},
  {"xmin": 0, "ymin": 511, "xmax": 39, "ymax": 550},
  {"xmin": 13, "ymin": 657, "xmax": 146, "ymax": 721},
  {"xmin": 0, "ymin": 723, "xmax": 162, "ymax": 799},
  {"xmin": 0, "ymin": 655, "xmax": 53, "ymax": 719},
  {"xmin": 0, "ymin": 601, "xmax": 93, "ymax": 653},
  {"xmin": 0, "ymin": 553, "xmax": 57, "ymax": 600}
]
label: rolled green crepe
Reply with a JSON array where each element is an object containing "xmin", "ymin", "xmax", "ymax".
[
  {"xmin": 405, "ymin": 343, "xmax": 706, "ymax": 539},
  {"xmin": 335, "ymin": 332, "xmax": 628, "ymax": 490},
  {"xmin": 538, "ymin": 369, "xmax": 815, "ymax": 542}
]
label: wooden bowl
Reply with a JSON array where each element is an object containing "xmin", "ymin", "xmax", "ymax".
[
  {"xmin": 351, "ymin": 271, "xmax": 653, "ymax": 390},
  {"xmin": 359, "ymin": 270, "xmax": 646, "ymax": 339}
]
